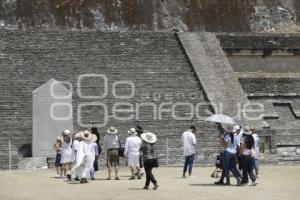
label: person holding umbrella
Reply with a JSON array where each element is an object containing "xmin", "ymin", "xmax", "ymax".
[{"xmin": 215, "ymin": 126, "xmax": 242, "ymax": 185}]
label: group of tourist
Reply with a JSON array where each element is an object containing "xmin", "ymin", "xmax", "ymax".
[
  {"xmin": 53, "ymin": 129, "xmax": 100, "ymax": 183},
  {"xmin": 53, "ymin": 124, "xmax": 260, "ymax": 188},
  {"xmin": 214, "ymin": 125, "xmax": 260, "ymax": 186},
  {"xmin": 53, "ymin": 125, "xmax": 159, "ymax": 190}
]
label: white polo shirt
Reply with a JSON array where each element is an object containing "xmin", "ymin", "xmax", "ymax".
[
  {"xmin": 124, "ymin": 135, "xmax": 142, "ymax": 156},
  {"xmin": 182, "ymin": 130, "xmax": 197, "ymax": 156}
]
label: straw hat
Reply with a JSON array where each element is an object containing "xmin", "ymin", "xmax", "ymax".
[
  {"xmin": 107, "ymin": 127, "xmax": 118, "ymax": 134},
  {"xmin": 243, "ymin": 126, "xmax": 252, "ymax": 135},
  {"xmin": 56, "ymin": 136, "xmax": 63, "ymax": 141},
  {"xmin": 232, "ymin": 125, "xmax": 241, "ymax": 133},
  {"xmin": 81, "ymin": 130, "xmax": 92, "ymax": 140},
  {"xmin": 74, "ymin": 132, "xmax": 81, "ymax": 139},
  {"xmin": 141, "ymin": 132, "xmax": 157, "ymax": 143},
  {"xmin": 128, "ymin": 128, "xmax": 137, "ymax": 135},
  {"xmin": 90, "ymin": 134, "xmax": 98, "ymax": 143},
  {"xmin": 62, "ymin": 129, "xmax": 71, "ymax": 136}
]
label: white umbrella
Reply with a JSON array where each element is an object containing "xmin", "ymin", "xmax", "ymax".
[{"xmin": 205, "ymin": 114, "xmax": 236, "ymax": 125}]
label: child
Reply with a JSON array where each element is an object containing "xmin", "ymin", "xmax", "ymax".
[{"xmin": 53, "ymin": 136, "xmax": 63, "ymax": 177}]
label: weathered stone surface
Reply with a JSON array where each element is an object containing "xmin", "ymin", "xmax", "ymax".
[
  {"xmin": 0, "ymin": 30, "xmax": 220, "ymax": 169},
  {"xmin": 18, "ymin": 157, "xmax": 48, "ymax": 170},
  {"xmin": 32, "ymin": 79, "xmax": 73, "ymax": 157},
  {"xmin": 177, "ymin": 32, "xmax": 265, "ymax": 128},
  {"xmin": 0, "ymin": 0, "xmax": 300, "ymax": 32},
  {"xmin": 239, "ymin": 78, "xmax": 300, "ymax": 96}
]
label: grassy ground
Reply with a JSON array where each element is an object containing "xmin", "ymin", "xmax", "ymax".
[{"xmin": 1, "ymin": 165, "xmax": 300, "ymax": 200}]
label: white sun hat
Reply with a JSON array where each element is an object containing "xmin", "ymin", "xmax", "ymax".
[
  {"xmin": 74, "ymin": 132, "xmax": 81, "ymax": 139},
  {"xmin": 232, "ymin": 125, "xmax": 241, "ymax": 133},
  {"xmin": 107, "ymin": 127, "xmax": 118, "ymax": 134},
  {"xmin": 90, "ymin": 134, "xmax": 98, "ymax": 143},
  {"xmin": 56, "ymin": 136, "xmax": 63, "ymax": 141},
  {"xmin": 243, "ymin": 126, "xmax": 252, "ymax": 135},
  {"xmin": 128, "ymin": 128, "xmax": 137, "ymax": 135},
  {"xmin": 62, "ymin": 129, "xmax": 71, "ymax": 136},
  {"xmin": 81, "ymin": 130, "xmax": 92, "ymax": 140},
  {"xmin": 141, "ymin": 132, "xmax": 157, "ymax": 144}
]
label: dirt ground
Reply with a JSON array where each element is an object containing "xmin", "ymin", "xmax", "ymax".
[{"xmin": 0, "ymin": 165, "xmax": 300, "ymax": 200}]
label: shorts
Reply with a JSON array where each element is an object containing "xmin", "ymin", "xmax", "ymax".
[
  {"xmin": 55, "ymin": 153, "xmax": 62, "ymax": 167},
  {"xmin": 107, "ymin": 149, "xmax": 119, "ymax": 167},
  {"xmin": 253, "ymin": 159, "xmax": 260, "ymax": 168},
  {"xmin": 128, "ymin": 154, "xmax": 140, "ymax": 167}
]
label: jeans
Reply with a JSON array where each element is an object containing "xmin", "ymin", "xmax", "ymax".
[
  {"xmin": 144, "ymin": 159, "xmax": 157, "ymax": 187},
  {"xmin": 223, "ymin": 151, "xmax": 241, "ymax": 181},
  {"xmin": 94, "ymin": 157, "xmax": 98, "ymax": 172},
  {"xmin": 183, "ymin": 154, "xmax": 195, "ymax": 176},
  {"xmin": 241, "ymin": 154, "xmax": 256, "ymax": 183}
]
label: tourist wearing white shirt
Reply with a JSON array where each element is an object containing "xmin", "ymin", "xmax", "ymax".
[
  {"xmin": 251, "ymin": 127, "xmax": 260, "ymax": 177},
  {"xmin": 125, "ymin": 128, "xmax": 142, "ymax": 180},
  {"xmin": 181, "ymin": 126, "xmax": 197, "ymax": 178}
]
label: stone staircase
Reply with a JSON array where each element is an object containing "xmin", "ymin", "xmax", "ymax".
[{"xmin": 0, "ymin": 31, "xmax": 221, "ymax": 169}]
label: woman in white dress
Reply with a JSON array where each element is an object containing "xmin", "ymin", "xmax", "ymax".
[{"xmin": 61, "ymin": 130, "xmax": 74, "ymax": 176}]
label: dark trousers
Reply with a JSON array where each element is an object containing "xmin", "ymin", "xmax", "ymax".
[
  {"xmin": 183, "ymin": 154, "xmax": 195, "ymax": 176},
  {"xmin": 94, "ymin": 157, "xmax": 98, "ymax": 172},
  {"xmin": 241, "ymin": 155, "xmax": 256, "ymax": 183},
  {"xmin": 144, "ymin": 159, "xmax": 157, "ymax": 187},
  {"xmin": 223, "ymin": 151, "xmax": 241, "ymax": 181}
]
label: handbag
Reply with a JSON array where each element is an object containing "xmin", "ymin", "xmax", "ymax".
[
  {"xmin": 117, "ymin": 135, "xmax": 125, "ymax": 157},
  {"xmin": 153, "ymin": 144, "xmax": 159, "ymax": 168},
  {"xmin": 251, "ymin": 148, "xmax": 257, "ymax": 158}
]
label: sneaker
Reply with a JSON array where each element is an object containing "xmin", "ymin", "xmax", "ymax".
[
  {"xmin": 129, "ymin": 176, "xmax": 136, "ymax": 180},
  {"xmin": 106, "ymin": 177, "xmax": 111, "ymax": 180},
  {"xmin": 74, "ymin": 177, "xmax": 80, "ymax": 181},
  {"xmin": 137, "ymin": 176, "xmax": 142, "ymax": 180},
  {"xmin": 66, "ymin": 174, "xmax": 72, "ymax": 181},
  {"xmin": 139, "ymin": 172, "xmax": 144, "ymax": 176},
  {"xmin": 240, "ymin": 182, "xmax": 248, "ymax": 186},
  {"xmin": 237, "ymin": 178, "xmax": 242, "ymax": 186},
  {"xmin": 80, "ymin": 178, "xmax": 88, "ymax": 184},
  {"xmin": 115, "ymin": 177, "xmax": 120, "ymax": 180},
  {"xmin": 153, "ymin": 185, "xmax": 159, "ymax": 190},
  {"xmin": 249, "ymin": 181, "xmax": 258, "ymax": 186},
  {"xmin": 143, "ymin": 186, "xmax": 149, "ymax": 190},
  {"xmin": 214, "ymin": 181, "xmax": 224, "ymax": 185},
  {"xmin": 91, "ymin": 177, "xmax": 95, "ymax": 180}
]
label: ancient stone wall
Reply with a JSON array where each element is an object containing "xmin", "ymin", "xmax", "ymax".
[
  {"xmin": 0, "ymin": 30, "xmax": 219, "ymax": 169},
  {"xmin": 0, "ymin": 0, "xmax": 299, "ymax": 32}
]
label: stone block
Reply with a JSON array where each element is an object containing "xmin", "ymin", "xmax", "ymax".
[{"xmin": 18, "ymin": 157, "xmax": 48, "ymax": 170}]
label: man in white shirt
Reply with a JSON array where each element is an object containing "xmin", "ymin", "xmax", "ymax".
[
  {"xmin": 125, "ymin": 128, "xmax": 142, "ymax": 180},
  {"xmin": 67, "ymin": 131, "xmax": 93, "ymax": 184},
  {"xmin": 181, "ymin": 126, "xmax": 197, "ymax": 178},
  {"xmin": 251, "ymin": 127, "xmax": 260, "ymax": 177},
  {"xmin": 233, "ymin": 125, "xmax": 242, "ymax": 170},
  {"xmin": 67, "ymin": 132, "xmax": 82, "ymax": 181}
]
